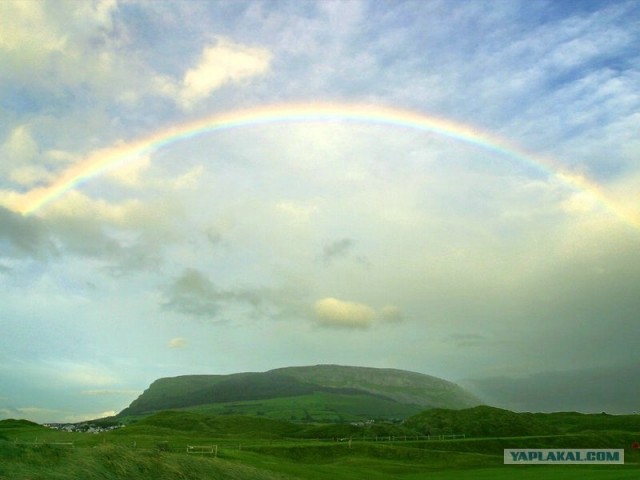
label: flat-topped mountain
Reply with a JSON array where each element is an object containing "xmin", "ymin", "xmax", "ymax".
[
  {"xmin": 270, "ymin": 365, "xmax": 480, "ymax": 407},
  {"xmin": 118, "ymin": 365, "xmax": 482, "ymax": 422}
]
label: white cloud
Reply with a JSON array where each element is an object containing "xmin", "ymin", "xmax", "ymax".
[
  {"xmin": 168, "ymin": 337, "xmax": 187, "ymax": 349},
  {"xmin": 313, "ymin": 298, "xmax": 404, "ymax": 329},
  {"xmin": 276, "ymin": 201, "xmax": 319, "ymax": 223},
  {"xmin": 106, "ymin": 155, "xmax": 152, "ymax": 187},
  {"xmin": 0, "ymin": 1, "xmax": 67, "ymax": 57},
  {"xmin": 0, "ymin": 125, "xmax": 53, "ymax": 186},
  {"xmin": 314, "ymin": 297, "xmax": 376, "ymax": 329},
  {"xmin": 0, "ymin": 0, "xmax": 120, "ymax": 87},
  {"xmin": 2, "ymin": 125, "xmax": 38, "ymax": 163},
  {"xmin": 178, "ymin": 38, "xmax": 272, "ymax": 109}
]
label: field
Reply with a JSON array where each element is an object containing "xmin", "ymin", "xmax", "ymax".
[
  {"xmin": 184, "ymin": 391, "xmax": 425, "ymax": 423},
  {"xmin": 1, "ymin": 412, "xmax": 639, "ymax": 479}
]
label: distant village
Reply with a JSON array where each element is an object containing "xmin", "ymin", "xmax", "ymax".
[{"xmin": 43, "ymin": 423, "xmax": 124, "ymax": 433}]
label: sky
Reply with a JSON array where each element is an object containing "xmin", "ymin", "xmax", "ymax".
[{"xmin": 1, "ymin": 0, "xmax": 639, "ymax": 423}]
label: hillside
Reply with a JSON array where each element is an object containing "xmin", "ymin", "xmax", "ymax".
[
  {"xmin": 404, "ymin": 405, "xmax": 640, "ymax": 437},
  {"xmin": 272, "ymin": 365, "xmax": 480, "ymax": 408},
  {"xmin": 405, "ymin": 405, "xmax": 553, "ymax": 437},
  {"xmin": 118, "ymin": 365, "xmax": 482, "ymax": 421}
]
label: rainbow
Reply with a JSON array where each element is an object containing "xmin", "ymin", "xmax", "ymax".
[{"xmin": 14, "ymin": 102, "xmax": 638, "ymax": 229}]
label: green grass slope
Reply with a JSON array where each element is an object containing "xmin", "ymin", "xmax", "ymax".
[
  {"xmin": 2, "ymin": 410, "xmax": 639, "ymax": 480},
  {"xmin": 405, "ymin": 405, "xmax": 553, "ymax": 437},
  {"xmin": 405, "ymin": 405, "xmax": 640, "ymax": 437},
  {"xmin": 0, "ymin": 442, "xmax": 291, "ymax": 480},
  {"xmin": 532, "ymin": 411, "xmax": 640, "ymax": 433},
  {"xmin": 186, "ymin": 391, "xmax": 424, "ymax": 423},
  {"xmin": 123, "ymin": 410, "xmax": 301, "ymax": 437}
]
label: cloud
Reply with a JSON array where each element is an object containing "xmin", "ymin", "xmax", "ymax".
[
  {"xmin": 313, "ymin": 299, "xmax": 404, "ymax": 329},
  {"xmin": 0, "ymin": 0, "xmax": 122, "ymax": 93},
  {"xmin": 163, "ymin": 268, "xmax": 221, "ymax": 317},
  {"xmin": 321, "ymin": 238, "xmax": 354, "ymax": 264},
  {"xmin": 0, "ymin": 406, "xmax": 55, "ymax": 420},
  {"xmin": 319, "ymin": 238, "xmax": 371, "ymax": 267},
  {"xmin": 0, "ymin": 125, "xmax": 45, "ymax": 185},
  {"xmin": 447, "ymin": 333, "xmax": 488, "ymax": 347},
  {"xmin": 61, "ymin": 410, "xmax": 118, "ymax": 423},
  {"xmin": 80, "ymin": 389, "xmax": 140, "ymax": 396},
  {"xmin": 168, "ymin": 337, "xmax": 187, "ymax": 349},
  {"xmin": 0, "ymin": 405, "xmax": 119, "ymax": 423},
  {"xmin": 379, "ymin": 305, "xmax": 404, "ymax": 323},
  {"xmin": 465, "ymin": 362, "xmax": 640, "ymax": 414},
  {"xmin": 314, "ymin": 297, "xmax": 376, "ymax": 329},
  {"xmin": 178, "ymin": 38, "xmax": 271, "ymax": 109},
  {"xmin": 162, "ymin": 268, "xmax": 277, "ymax": 320},
  {"xmin": 56, "ymin": 363, "xmax": 117, "ymax": 387},
  {"xmin": 106, "ymin": 155, "xmax": 152, "ymax": 188},
  {"xmin": 0, "ymin": 1, "xmax": 67, "ymax": 62},
  {"xmin": 276, "ymin": 201, "xmax": 318, "ymax": 223},
  {"xmin": 104, "ymin": 153, "xmax": 204, "ymax": 191},
  {"xmin": 14, "ymin": 191, "xmax": 186, "ymax": 274},
  {"xmin": 0, "ymin": 206, "xmax": 55, "ymax": 258}
]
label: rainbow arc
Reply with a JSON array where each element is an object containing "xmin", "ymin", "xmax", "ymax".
[{"xmin": 13, "ymin": 102, "xmax": 638, "ymax": 230}]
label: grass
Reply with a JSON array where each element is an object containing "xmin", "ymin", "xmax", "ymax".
[
  {"xmin": 0, "ymin": 442, "xmax": 291, "ymax": 480},
  {"xmin": 184, "ymin": 391, "xmax": 424, "ymax": 423},
  {"xmin": 2, "ymin": 411, "xmax": 639, "ymax": 479}
]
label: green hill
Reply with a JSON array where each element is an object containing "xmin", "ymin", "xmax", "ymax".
[
  {"xmin": 0, "ymin": 419, "xmax": 41, "ymax": 429},
  {"xmin": 405, "ymin": 405, "xmax": 553, "ymax": 437},
  {"xmin": 118, "ymin": 365, "xmax": 482, "ymax": 422},
  {"xmin": 405, "ymin": 405, "xmax": 640, "ymax": 437}
]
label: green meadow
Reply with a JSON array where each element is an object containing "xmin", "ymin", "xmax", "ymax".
[
  {"xmin": 183, "ymin": 391, "xmax": 424, "ymax": 423},
  {"xmin": 2, "ymin": 411, "xmax": 639, "ymax": 479}
]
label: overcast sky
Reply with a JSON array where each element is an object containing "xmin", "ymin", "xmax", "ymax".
[{"xmin": 1, "ymin": 0, "xmax": 639, "ymax": 423}]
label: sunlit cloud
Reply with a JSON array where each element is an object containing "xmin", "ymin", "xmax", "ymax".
[
  {"xmin": 178, "ymin": 37, "xmax": 272, "ymax": 109},
  {"xmin": 314, "ymin": 297, "xmax": 376, "ymax": 329},
  {"xmin": 276, "ymin": 201, "xmax": 319, "ymax": 223},
  {"xmin": 106, "ymin": 155, "xmax": 152, "ymax": 188},
  {"xmin": 168, "ymin": 337, "xmax": 188, "ymax": 349}
]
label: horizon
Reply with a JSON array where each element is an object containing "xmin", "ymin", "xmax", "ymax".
[
  {"xmin": 1, "ymin": 0, "xmax": 639, "ymax": 424},
  {"xmin": 7, "ymin": 362, "xmax": 640, "ymax": 425}
]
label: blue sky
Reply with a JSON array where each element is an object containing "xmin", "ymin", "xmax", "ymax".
[{"xmin": 1, "ymin": 0, "xmax": 639, "ymax": 422}]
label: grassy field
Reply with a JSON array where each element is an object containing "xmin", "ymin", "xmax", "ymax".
[
  {"xmin": 2, "ymin": 413, "xmax": 639, "ymax": 479},
  {"xmin": 183, "ymin": 391, "xmax": 424, "ymax": 423}
]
